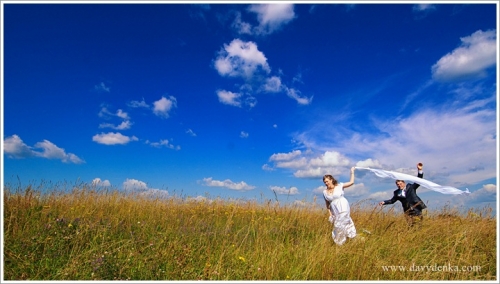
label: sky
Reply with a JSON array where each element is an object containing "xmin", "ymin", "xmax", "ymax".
[{"xmin": 2, "ymin": 1, "xmax": 498, "ymax": 216}]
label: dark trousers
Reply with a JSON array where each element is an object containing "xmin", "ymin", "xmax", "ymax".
[{"xmin": 405, "ymin": 209, "xmax": 423, "ymax": 227}]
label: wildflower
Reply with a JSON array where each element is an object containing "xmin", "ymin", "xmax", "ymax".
[{"xmin": 238, "ymin": 256, "xmax": 246, "ymax": 262}]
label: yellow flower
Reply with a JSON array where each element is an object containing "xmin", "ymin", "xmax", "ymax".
[{"xmin": 238, "ymin": 256, "xmax": 246, "ymax": 262}]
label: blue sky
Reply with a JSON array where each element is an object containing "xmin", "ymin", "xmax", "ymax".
[{"xmin": 2, "ymin": 2, "xmax": 498, "ymax": 215}]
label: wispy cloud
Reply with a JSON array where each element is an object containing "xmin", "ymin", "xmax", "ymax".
[
  {"xmin": 128, "ymin": 98, "xmax": 150, "ymax": 108},
  {"xmin": 94, "ymin": 82, "xmax": 110, "ymax": 93},
  {"xmin": 98, "ymin": 107, "xmax": 132, "ymax": 130},
  {"xmin": 186, "ymin": 129, "xmax": 197, "ymax": 137},
  {"xmin": 240, "ymin": 131, "xmax": 249, "ymax": 138},
  {"xmin": 145, "ymin": 139, "xmax": 181, "ymax": 150}
]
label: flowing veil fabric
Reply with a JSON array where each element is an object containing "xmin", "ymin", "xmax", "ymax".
[{"xmin": 354, "ymin": 167, "xmax": 470, "ymax": 195}]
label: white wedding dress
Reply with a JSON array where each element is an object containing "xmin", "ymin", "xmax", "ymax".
[{"xmin": 323, "ymin": 183, "xmax": 357, "ymax": 245}]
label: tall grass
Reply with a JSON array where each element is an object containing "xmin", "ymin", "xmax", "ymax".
[{"xmin": 3, "ymin": 183, "xmax": 497, "ymax": 280}]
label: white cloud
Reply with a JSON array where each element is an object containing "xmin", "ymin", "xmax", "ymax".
[
  {"xmin": 99, "ymin": 120, "xmax": 132, "ymax": 130},
  {"xmin": 217, "ymin": 90, "xmax": 242, "ymax": 107},
  {"xmin": 268, "ymin": 150, "xmax": 353, "ymax": 179},
  {"xmin": 94, "ymin": 82, "xmax": 110, "ymax": 92},
  {"xmin": 98, "ymin": 107, "xmax": 129, "ymax": 120},
  {"xmin": 98, "ymin": 107, "xmax": 132, "ymax": 130},
  {"xmin": 270, "ymin": 185, "xmax": 299, "ymax": 195},
  {"xmin": 263, "ymin": 76, "xmax": 283, "ymax": 92},
  {"xmin": 292, "ymin": 97, "xmax": 496, "ymax": 188},
  {"xmin": 123, "ymin": 178, "xmax": 168, "ymax": 198},
  {"xmin": 202, "ymin": 177, "xmax": 255, "ymax": 191},
  {"xmin": 128, "ymin": 98, "xmax": 149, "ymax": 108},
  {"xmin": 412, "ymin": 4, "xmax": 436, "ymax": 12},
  {"xmin": 153, "ymin": 96, "xmax": 177, "ymax": 118},
  {"xmin": 34, "ymin": 140, "xmax": 84, "ymax": 164},
  {"xmin": 92, "ymin": 178, "xmax": 111, "ymax": 187},
  {"xmin": 214, "ymin": 39, "xmax": 270, "ymax": 79},
  {"xmin": 356, "ymin": 158, "xmax": 383, "ymax": 168},
  {"xmin": 262, "ymin": 164, "xmax": 274, "ymax": 171},
  {"xmin": 432, "ymin": 29, "xmax": 497, "ymax": 82},
  {"xmin": 285, "ymin": 87, "xmax": 313, "ymax": 105},
  {"xmin": 3, "ymin": 135, "xmax": 36, "ymax": 159},
  {"xmin": 213, "ymin": 39, "xmax": 312, "ymax": 106},
  {"xmin": 92, "ymin": 132, "xmax": 139, "ymax": 145},
  {"xmin": 467, "ymin": 183, "xmax": 497, "ymax": 202},
  {"xmin": 294, "ymin": 167, "xmax": 330, "ymax": 179},
  {"xmin": 248, "ymin": 4, "xmax": 296, "ymax": 35},
  {"xmin": 269, "ymin": 150, "xmax": 302, "ymax": 161},
  {"xmin": 3, "ymin": 134, "xmax": 84, "ymax": 164},
  {"xmin": 146, "ymin": 139, "xmax": 181, "ymax": 150},
  {"xmin": 240, "ymin": 131, "xmax": 249, "ymax": 138},
  {"xmin": 186, "ymin": 129, "xmax": 197, "ymax": 137},
  {"xmin": 231, "ymin": 11, "xmax": 252, "ymax": 35},
  {"xmin": 309, "ymin": 151, "xmax": 350, "ymax": 167}
]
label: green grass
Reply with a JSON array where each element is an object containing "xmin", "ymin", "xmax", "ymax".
[{"xmin": 3, "ymin": 183, "xmax": 497, "ymax": 280}]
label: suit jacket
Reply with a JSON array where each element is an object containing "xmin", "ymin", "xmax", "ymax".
[{"xmin": 383, "ymin": 171, "xmax": 427, "ymax": 212}]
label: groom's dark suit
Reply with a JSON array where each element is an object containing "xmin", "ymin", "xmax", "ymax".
[{"xmin": 383, "ymin": 171, "xmax": 427, "ymax": 215}]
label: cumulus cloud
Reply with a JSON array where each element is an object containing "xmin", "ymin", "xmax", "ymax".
[
  {"xmin": 467, "ymin": 183, "xmax": 497, "ymax": 202},
  {"xmin": 292, "ymin": 95, "xmax": 496, "ymax": 189},
  {"xmin": 431, "ymin": 29, "xmax": 497, "ymax": 82},
  {"xmin": 92, "ymin": 132, "xmax": 139, "ymax": 145},
  {"xmin": 270, "ymin": 185, "xmax": 300, "ymax": 195},
  {"xmin": 214, "ymin": 39, "xmax": 270, "ymax": 79},
  {"xmin": 213, "ymin": 38, "xmax": 312, "ymax": 107},
  {"xmin": 267, "ymin": 150, "xmax": 352, "ymax": 179},
  {"xmin": 263, "ymin": 76, "xmax": 283, "ymax": 93},
  {"xmin": 240, "ymin": 131, "xmax": 249, "ymax": 138},
  {"xmin": 356, "ymin": 158, "xmax": 383, "ymax": 169},
  {"xmin": 217, "ymin": 90, "xmax": 242, "ymax": 107},
  {"xmin": 123, "ymin": 178, "xmax": 168, "ymax": 198},
  {"xmin": 3, "ymin": 135, "xmax": 36, "ymax": 159},
  {"xmin": 3, "ymin": 134, "xmax": 84, "ymax": 164},
  {"xmin": 153, "ymin": 96, "xmax": 177, "ymax": 118},
  {"xmin": 92, "ymin": 178, "xmax": 111, "ymax": 187},
  {"xmin": 202, "ymin": 177, "xmax": 255, "ymax": 191}
]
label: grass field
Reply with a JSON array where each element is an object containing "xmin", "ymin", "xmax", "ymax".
[{"xmin": 3, "ymin": 182, "xmax": 497, "ymax": 281}]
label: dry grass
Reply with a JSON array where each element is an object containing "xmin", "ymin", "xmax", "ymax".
[{"xmin": 3, "ymin": 183, "xmax": 497, "ymax": 280}]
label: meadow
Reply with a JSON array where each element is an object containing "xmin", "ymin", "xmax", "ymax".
[{"xmin": 3, "ymin": 182, "xmax": 497, "ymax": 281}]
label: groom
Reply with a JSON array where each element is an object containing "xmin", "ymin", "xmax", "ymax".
[{"xmin": 378, "ymin": 163, "xmax": 427, "ymax": 226}]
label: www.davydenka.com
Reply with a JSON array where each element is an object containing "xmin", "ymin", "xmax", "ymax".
[{"xmin": 381, "ymin": 263, "xmax": 481, "ymax": 272}]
